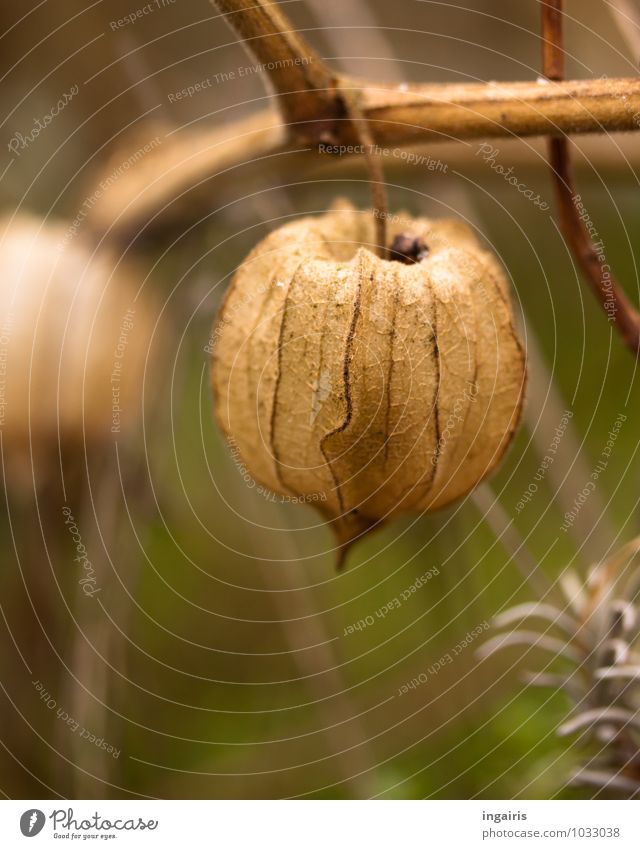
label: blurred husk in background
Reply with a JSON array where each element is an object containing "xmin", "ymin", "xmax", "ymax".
[{"xmin": 0, "ymin": 213, "xmax": 162, "ymax": 795}]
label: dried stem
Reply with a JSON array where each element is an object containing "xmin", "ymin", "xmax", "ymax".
[
  {"xmin": 213, "ymin": 0, "xmax": 391, "ymax": 253},
  {"xmin": 338, "ymin": 83, "xmax": 388, "ymax": 258},
  {"xmin": 87, "ymin": 76, "xmax": 640, "ymax": 240},
  {"xmin": 88, "ymin": 0, "xmax": 640, "ymax": 318},
  {"xmin": 541, "ymin": 0, "xmax": 565, "ymax": 82},
  {"xmin": 541, "ymin": 0, "xmax": 640, "ymax": 356},
  {"xmin": 212, "ymin": 0, "xmax": 341, "ymax": 133},
  {"xmin": 87, "ymin": 110, "xmax": 286, "ymax": 242}
]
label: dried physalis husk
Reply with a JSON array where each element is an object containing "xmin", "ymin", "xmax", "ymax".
[
  {"xmin": 0, "ymin": 214, "xmax": 158, "ymax": 488},
  {"xmin": 212, "ymin": 200, "xmax": 526, "ymax": 565}
]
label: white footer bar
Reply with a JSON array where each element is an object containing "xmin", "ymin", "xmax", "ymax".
[{"xmin": 0, "ymin": 799, "xmax": 638, "ymax": 848}]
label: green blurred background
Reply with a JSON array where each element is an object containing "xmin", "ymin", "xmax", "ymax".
[{"xmin": 0, "ymin": 0, "xmax": 639, "ymax": 799}]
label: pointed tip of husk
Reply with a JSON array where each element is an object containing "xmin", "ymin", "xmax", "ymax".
[
  {"xmin": 334, "ymin": 543, "xmax": 352, "ymax": 572},
  {"xmin": 329, "ymin": 513, "xmax": 381, "ymax": 572}
]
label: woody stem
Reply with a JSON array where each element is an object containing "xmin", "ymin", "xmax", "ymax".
[{"xmin": 541, "ymin": 0, "xmax": 640, "ymax": 356}]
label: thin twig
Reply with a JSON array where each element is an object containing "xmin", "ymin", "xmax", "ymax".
[
  {"xmin": 338, "ymin": 83, "xmax": 388, "ymax": 258},
  {"xmin": 541, "ymin": 0, "xmax": 640, "ymax": 356},
  {"xmin": 541, "ymin": 0, "xmax": 565, "ymax": 82},
  {"xmin": 213, "ymin": 0, "xmax": 384, "ymax": 256}
]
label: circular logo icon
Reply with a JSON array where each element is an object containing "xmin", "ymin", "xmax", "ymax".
[{"xmin": 20, "ymin": 810, "xmax": 45, "ymax": 837}]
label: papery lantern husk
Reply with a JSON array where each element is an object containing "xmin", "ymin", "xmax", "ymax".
[
  {"xmin": 212, "ymin": 201, "xmax": 526, "ymax": 564},
  {"xmin": 0, "ymin": 214, "xmax": 158, "ymax": 488}
]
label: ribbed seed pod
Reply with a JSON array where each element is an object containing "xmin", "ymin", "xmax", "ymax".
[
  {"xmin": 212, "ymin": 200, "xmax": 526, "ymax": 561},
  {"xmin": 0, "ymin": 214, "xmax": 157, "ymax": 486}
]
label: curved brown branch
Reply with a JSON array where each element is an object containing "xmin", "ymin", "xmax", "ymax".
[
  {"xmin": 211, "ymin": 0, "xmax": 341, "ymax": 132},
  {"xmin": 86, "ymin": 111, "xmax": 286, "ymax": 242},
  {"xmin": 541, "ymin": 0, "xmax": 640, "ymax": 356}
]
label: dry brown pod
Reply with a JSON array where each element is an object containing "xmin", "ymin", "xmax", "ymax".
[
  {"xmin": 212, "ymin": 200, "xmax": 526, "ymax": 565},
  {"xmin": 0, "ymin": 214, "xmax": 158, "ymax": 489}
]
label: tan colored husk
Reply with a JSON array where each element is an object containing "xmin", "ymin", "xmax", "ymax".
[
  {"xmin": 212, "ymin": 200, "xmax": 526, "ymax": 564},
  {"xmin": 0, "ymin": 214, "xmax": 157, "ymax": 485}
]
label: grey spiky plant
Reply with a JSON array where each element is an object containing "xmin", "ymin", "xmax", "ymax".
[{"xmin": 480, "ymin": 537, "xmax": 640, "ymax": 798}]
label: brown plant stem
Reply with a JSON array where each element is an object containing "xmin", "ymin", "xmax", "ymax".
[
  {"xmin": 87, "ymin": 110, "xmax": 286, "ymax": 242},
  {"xmin": 88, "ymin": 0, "xmax": 640, "ymax": 307},
  {"xmin": 211, "ymin": 0, "xmax": 340, "ymax": 132},
  {"xmin": 541, "ymin": 0, "xmax": 640, "ymax": 356},
  {"xmin": 86, "ymin": 77, "xmax": 640, "ymax": 240},
  {"xmin": 338, "ymin": 83, "xmax": 389, "ymax": 258},
  {"xmin": 212, "ymin": 0, "xmax": 391, "ymax": 253},
  {"xmin": 210, "ymin": 0, "xmax": 640, "ymax": 144}
]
